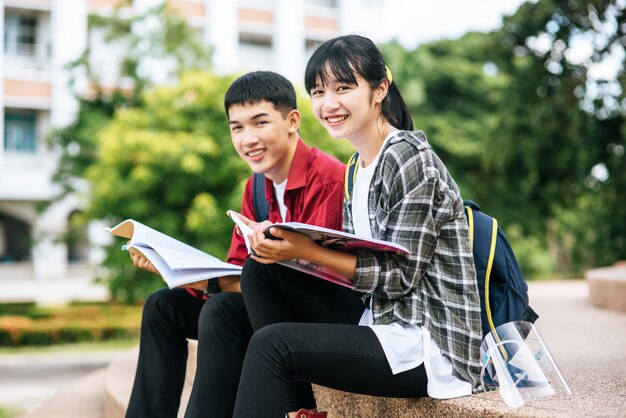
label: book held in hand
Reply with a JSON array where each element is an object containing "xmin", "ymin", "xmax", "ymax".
[
  {"xmin": 108, "ymin": 219, "xmax": 242, "ymax": 289},
  {"xmin": 228, "ymin": 211, "xmax": 409, "ymax": 289}
]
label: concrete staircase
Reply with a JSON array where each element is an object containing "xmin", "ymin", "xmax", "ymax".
[{"xmin": 20, "ymin": 279, "xmax": 626, "ymax": 418}]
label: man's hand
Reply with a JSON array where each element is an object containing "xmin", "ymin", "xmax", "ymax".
[
  {"xmin": 228, "ymin": 211, "xmax": 261, "ymax": 236},
  {"xmin": 128, "ymin": 246, "xmax": 160, "ymax": 275}
]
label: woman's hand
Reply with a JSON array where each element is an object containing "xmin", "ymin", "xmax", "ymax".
[
  {"xmin": 179, "ymin": 279, "xmax": 208, "ymax": 292},
  {"xmin": 249, "ymin": 226, "xmax": 315, "ymax": 264}
]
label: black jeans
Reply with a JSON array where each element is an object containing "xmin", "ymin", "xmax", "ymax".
[
  {"xmin": 125, "ymin": 288, "xmax": 253, "ymax": 418},
  {"xmin": 233, "ymin": 259, "xmax": 428, "ymax": 418}
]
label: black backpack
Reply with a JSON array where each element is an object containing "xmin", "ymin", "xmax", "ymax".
[
  {"xmin": 252, "ymin": 173, "xmax": 270, "ymax": 222},
  {"xmin": 345, "ymin": 153, "xmax": 538, "ymax": 338}
]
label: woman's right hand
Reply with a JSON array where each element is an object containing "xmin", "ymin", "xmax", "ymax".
[{"xmin": 128, "ymin": 246, "xmax": 159, "ymax": 275}]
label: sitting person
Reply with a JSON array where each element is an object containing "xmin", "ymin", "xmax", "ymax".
[
  {"xmin": 125, "ymin": 71, "xmax": 346, "ymax": 418},
  {"xmin": 232, "ymin": 35, "xmax": 482, "ymax": 418}
]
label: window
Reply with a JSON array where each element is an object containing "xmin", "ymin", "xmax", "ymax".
[
  {"xmin": 67, "ymin": 211, "xmax": 89, "ymax": 264},
  {"xmin": 4, "ymin": 112, "xmax": 37, "ymax": 153},
  {"xmin": 4, "ymin": 13, "xmax": 38, "ymax": 57},
  {"xmin": 0, "ymin": 214, "xmax": 31, "ymax": 263},
  {"xmin": 305, "ymin": 0, "xmax": 338, "ymax": 7},
  {"xmin": 239, "ymin": 33, "xmax": 273, "ymax": 71}
]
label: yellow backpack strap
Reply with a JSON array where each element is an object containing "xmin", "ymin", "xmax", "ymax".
[
  {"xmin": 466, "ymin": 206, "xmax": 474, "ymax": 249},
  {"xmin": 344, "ymin": 152, "xmax": 360, "ymax": 201},
  {"xmin": 484, "ymin": 218, "xmax": 507, "ymax": 359},
  {"xmin": 484, "ymin": 217, "xmax": 498, "ymax": 336}
]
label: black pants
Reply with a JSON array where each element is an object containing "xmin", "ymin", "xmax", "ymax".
[
  {"xmin": 233, "ymin": 259, "xmax": 428, "ymax": 418},
  {"xmin": 125, "ymin": 288, "xmax": 253, "ymax": 418}
]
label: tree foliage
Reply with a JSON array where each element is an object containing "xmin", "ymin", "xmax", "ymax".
[
  {"xmin": 491, "ymin": 0, "xmax": 625, "ymax": 272},
  {"xmin": 383, "ymin": 0, "xmax": 625, "ymax": 276},
  {"xmin": 88, "ymin": 72, "xmax": 242, "ymax": 302},
  {"xmin": 86, "ymin": 72, "xmax": 350, "ymax": 302},
  {"xmin": 49, "ymin": 5, "xmax": 214, "ymax": 302},
  {"xmin": 54, "ymin": 3, "xmax": 213, "ymax": 195}
]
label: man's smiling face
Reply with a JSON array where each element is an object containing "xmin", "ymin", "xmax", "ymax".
[{"xmin": 228, "ymin": 101, "xmax": 299, "ymax": 184}]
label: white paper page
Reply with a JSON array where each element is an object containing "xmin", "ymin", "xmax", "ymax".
[
  {"xmin": 150, "ymin": 244, "xmax": 240, "ymax": 271},
  {"xmin": 228, "ymin": 211, "xmax": 255, "ymax": 254},
  {"xmin": 124, "ymin": 220, "xmax": 219, "ymax": 261},
  {"xmin": 134, "ymin": 246, "xmax": 242, "ymax": 288},
  {"xmin": 271, "ymin": 222, "xmax": 409, "ymax": 254}
]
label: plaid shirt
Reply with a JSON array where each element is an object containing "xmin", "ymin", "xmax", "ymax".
[{"xmin": 344, "ymin": 130, "xmax": 482, "ymax": 387}]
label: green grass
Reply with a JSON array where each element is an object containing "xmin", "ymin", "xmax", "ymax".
[{"xmin": 0, "ymin": 406, "xmax": 23, "ymax": 418}]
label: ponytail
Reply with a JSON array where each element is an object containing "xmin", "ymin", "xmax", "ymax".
[{"xmin": 383, "ymin": 82, "xmax": 413, "ymax": 131}]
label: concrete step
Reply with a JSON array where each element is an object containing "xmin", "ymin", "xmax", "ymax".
[
  {"xmin": 104, "ymin": 342, "xmax": 198, "ymax": 418},
  {"xmin": 586, "ymin": 261, "xmax": 626, "ymax": 313}
]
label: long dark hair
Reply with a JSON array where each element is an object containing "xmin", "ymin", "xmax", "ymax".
[{"xmin": 304, "ymin": 35, "xmax": 413, "ymax": 131}]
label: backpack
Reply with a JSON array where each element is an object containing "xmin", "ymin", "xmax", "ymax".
[{"xmin": 345, "ymin": 153, "xmax": 538, "ymax": 338}]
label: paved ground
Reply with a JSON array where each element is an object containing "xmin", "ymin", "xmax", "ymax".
[
  {"xmin": 0, "ymin": 276, "xmax": 112, "ymax": 415},
  {"xmin": 0, "ymin": 350, "xmax": 124, "ymax": 414},
  {"xmin": 454, "ymin": 279, "xmax": 626, "ymax": 417}
]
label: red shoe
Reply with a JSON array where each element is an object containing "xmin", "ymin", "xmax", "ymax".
[{"xmin": 294, "ymin": 409, "xmax": 328, "ymax": 418}]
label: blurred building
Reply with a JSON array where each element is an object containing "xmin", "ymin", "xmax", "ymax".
[{"xmin": 0, "ymin": 0, "xmax": 385, "ymax": 283}]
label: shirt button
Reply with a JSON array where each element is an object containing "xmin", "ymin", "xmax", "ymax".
[{"xmin": 374, "ymin": 303, "xmax": 381, "ymax": 310}]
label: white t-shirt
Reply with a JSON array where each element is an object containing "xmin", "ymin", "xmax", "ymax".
[
  {"xmin": 273, "ymin": 179, "xmax": 288, "ymax": 222},
  {"xmin": 353, "ymin": 132, "xmax": 471, "ymax": 399}
]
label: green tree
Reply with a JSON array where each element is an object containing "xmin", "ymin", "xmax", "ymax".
[
  {"xmin": 54, "ymin": 3, "xmax": 212, "ymax": 195},
  {"xmin": 50, "ymin": 4, "xmax": 212, "ymax": 302},
  {"xmin": 381, "ymin": 35, "xmax": 504, "ymax": 201},
  {"xmin": 87, "ymin": 72, "xmax": 241, "ymax": 302},
  {"xmin": 87, "ymin": 72, "xmax": 349, "ymax": 303},
  {"xmin": 382, "ymin": 0, "xmax": 625, "ymax": 277},
  {"xmin": 489, "ymin": 0, "xmax": 625, "ymax": 272}
]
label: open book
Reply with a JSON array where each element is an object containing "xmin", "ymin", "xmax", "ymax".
[
  {"xmin": 228, "ymin": 211, "xmax": 409, "ymax": 289},
  {"xmin": 108, "ymin": 219, "xmax": 242, "ymax": 289}
]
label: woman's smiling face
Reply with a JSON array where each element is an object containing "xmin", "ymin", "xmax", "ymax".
[{"xmin": 309, "ymin": 68, "xmax": 384, "ymax": 142}]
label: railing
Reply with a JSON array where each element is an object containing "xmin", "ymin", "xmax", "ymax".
[{"xmin": 0, "ymin": 262, "xmax": 34, "ymax": 280}]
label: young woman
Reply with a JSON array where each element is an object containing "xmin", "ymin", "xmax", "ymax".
[{"xmin": 232, "ymin": 35, "xmax": 482, "ymax": 418}]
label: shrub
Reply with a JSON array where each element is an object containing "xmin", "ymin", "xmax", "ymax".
[{"xmin": 0, "ymin": 303, "xmax": 141, "ymax": 347}]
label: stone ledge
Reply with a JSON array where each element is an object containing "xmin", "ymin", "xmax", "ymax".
[
  {"xmin": 585, "ymin": 261, "xmax": 626, "ymax": 313},
  {"xmin": 104, "ymin": 342, "xmax": 198, "ymax": 418},
  {"xmin": 102, "ymin": 344, "xmax": 569, "ymax": 418},
  {"xmin": 102, "ymin": 281, "xmax": 626, "ymax": 418},
  {"xmin": 104, "ymin": 349, "xmax": 135, "ymax": 418}
]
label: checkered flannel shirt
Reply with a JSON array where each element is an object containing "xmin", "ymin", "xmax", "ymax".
[{"xmin": 344, "ymin": 130, "xmax": 483, "ymax": 387}]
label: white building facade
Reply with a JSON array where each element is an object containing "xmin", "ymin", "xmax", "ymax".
[{"xmin": 0, "ymin": 0, "xmax": 386, "ymax": 285}]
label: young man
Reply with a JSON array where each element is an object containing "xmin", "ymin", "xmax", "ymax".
[{"xmin": 125, "ymin": 71, "xmax": 346, "ymax": 418}]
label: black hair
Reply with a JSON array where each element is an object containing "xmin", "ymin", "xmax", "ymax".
[
  {"xmin": 304, "ymin": 34, "xmax": 413, "ymax": 131},
  {"xmin": 224, "ymin": 71, "xmax": 297, "ymax": 117}
]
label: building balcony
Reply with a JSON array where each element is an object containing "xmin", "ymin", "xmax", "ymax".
[{"xmin": 0, "ymin": 152, "xmax": 59, "ymax": 201}]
